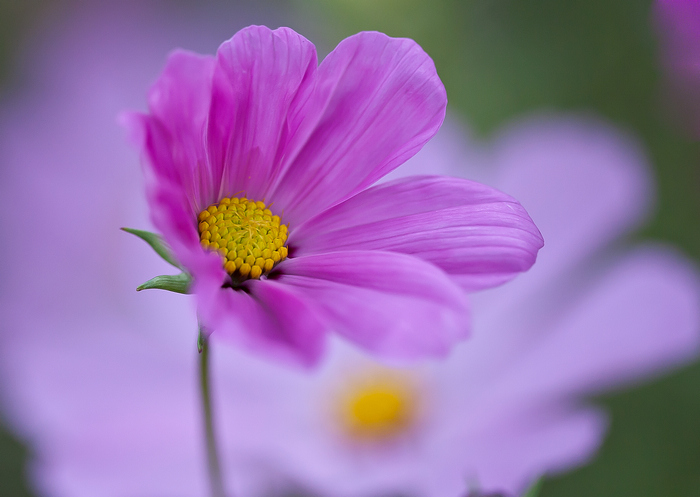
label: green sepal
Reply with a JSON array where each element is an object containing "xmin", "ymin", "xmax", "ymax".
[
  {"xmin": 121, "ymin": 227, "xmax": 181, "ymax": 269},
  {"xmin": 136, "ymin": 272, "xmax": 191, "ymax": 294},
  {"xmin": 523, "ymin": 478, "xmax": 543, "ymax": 497}
]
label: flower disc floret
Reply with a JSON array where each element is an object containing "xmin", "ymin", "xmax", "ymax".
[
  {"xmin": 198, "ymin": 197, "xmax": 288, "ymax": 280},
  {"xmin": 339, "ymin": 375, "xmax": 416, "ymax": 441}
]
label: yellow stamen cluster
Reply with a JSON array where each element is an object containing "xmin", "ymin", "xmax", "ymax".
[
  {"xmin": 197, "ymin": 197, "xmax": 288, "ymax": 280},
  {"xmin": 340, "ymin": 375, "xmax": 416, "ymax": 441}
]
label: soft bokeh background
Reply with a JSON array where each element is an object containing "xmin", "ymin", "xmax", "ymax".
[{"xmin": 0, "ymin": 0, "xmax": 698, "ymax": 495}]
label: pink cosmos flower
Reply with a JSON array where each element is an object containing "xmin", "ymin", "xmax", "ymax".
[
  {"xmin": 2, "ymin": 5, "xmax": 698, "ymax": 497},
  {"xmin": 654, "ymin": 0, "xmax": 700, "ymax": 135},
  {"xmin": 126, "ymin": 25, "xmax": 543, "ymax": 366}
]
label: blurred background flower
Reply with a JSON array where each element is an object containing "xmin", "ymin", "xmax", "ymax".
[{"xmin": 1, "ymin": 1, "xmax": 699, "ymax": 496}]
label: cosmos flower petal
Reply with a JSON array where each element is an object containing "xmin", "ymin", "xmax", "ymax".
[
  {"xmin": 292, "ymin": 175, "xmax": 543, "ymax": 291},
  {"xmin": 148, "ymin": 179, "xmax": 225, "ymax": 287},
  {"xmin": 196, "ymin": 276, "xmax": 327, "ymax": 368},
  {"xmin": 470, "ymin": 406, "xmax": 607, "ymax": 495},
  {"xmin": 489, "ymin": 245, "xmax": 700, "ymax": 403},
  {"xmin": 123, "ymin": 50, "xmax": 222, "ymax": 276},
  {"xmin": 269, "ymin": 31, "xmax": 447, "ymax": 226},
  {"xmin": 9, "ymin": 326, "xmax": 206, "ymax": 497},
  {"xmin": 275, "ymin": 251, "xmax": 470, "ymax": 359},
  {"xmin": 208, "ymin": 26, "xmax": 318, "ymax": 201},
  {"xmin": 490, "ymin": 116, "xmax": 653, "ymax": 282},
  {"xmin": 126, "ymin": 50, "xmax": 217, "ymax": 212}
]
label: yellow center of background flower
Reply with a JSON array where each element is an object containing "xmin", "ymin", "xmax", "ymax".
[
  {"xmin": 340, "ymin": 374, "xmax": 416, "ymax": 441},
  {"xmin": 197, "ymin": 197, "xmax": 288, "ymax": 280}
]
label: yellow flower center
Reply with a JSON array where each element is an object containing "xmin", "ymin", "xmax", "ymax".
[
  {"xmin": 340, "ymin": 374, "xmax": 416, "ymax": 441},
  {"xmin": 197, "ymin": 197, "xmax": 288, "ymax": 281}
]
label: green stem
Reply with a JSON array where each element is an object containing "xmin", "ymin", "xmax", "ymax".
[{"xmin": 199, "ymin": 331, "xmax": 226, "ymax": 497}]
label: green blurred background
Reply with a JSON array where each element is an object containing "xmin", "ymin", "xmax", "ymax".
[{"xmin": 1, "ymin": 0, "xmax": 698, "ymax": 495}]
